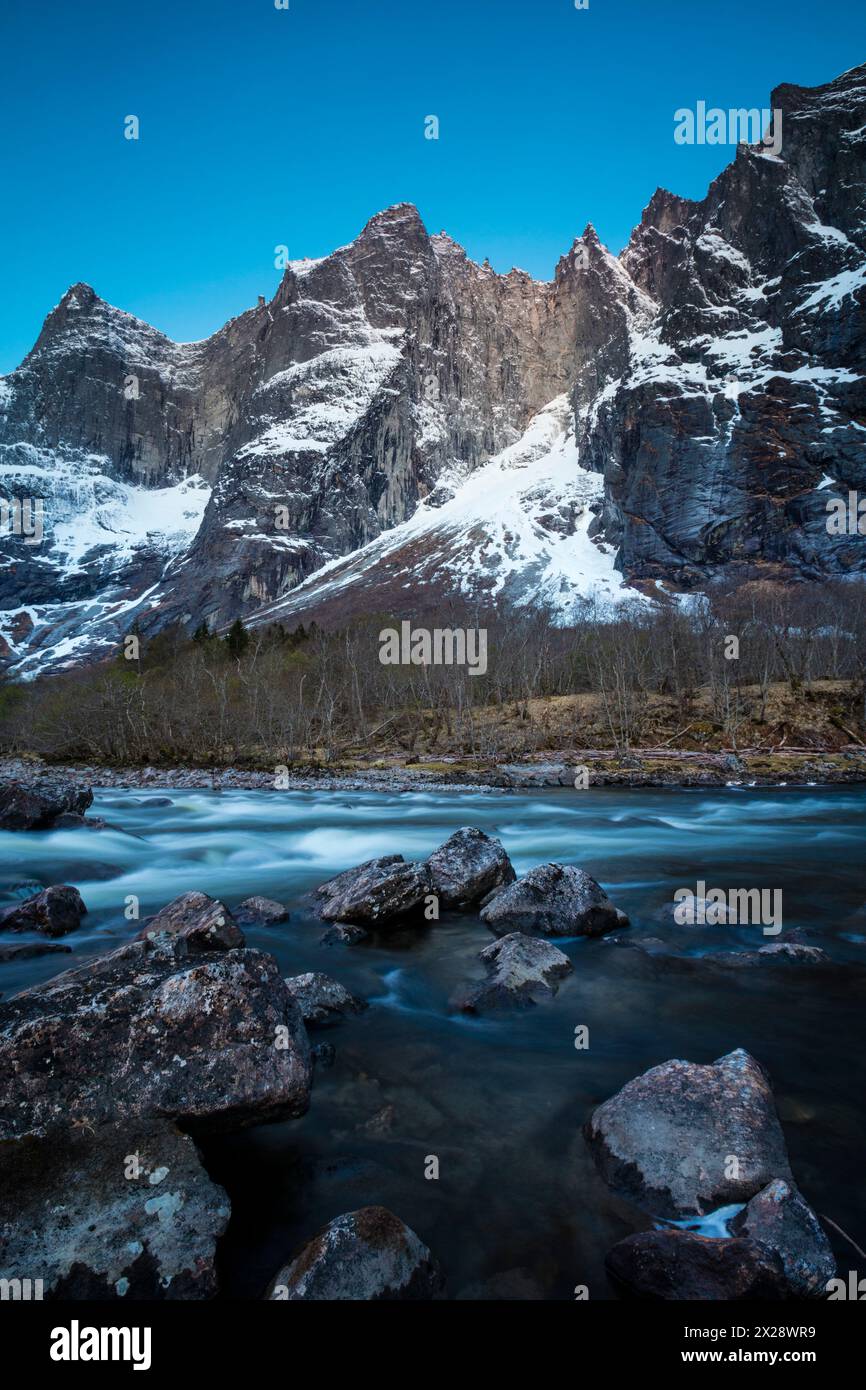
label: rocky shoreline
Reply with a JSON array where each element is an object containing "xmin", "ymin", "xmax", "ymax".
[{"xmin": 2, "ymin": 748, "xmax": 865, "ymax": 796}]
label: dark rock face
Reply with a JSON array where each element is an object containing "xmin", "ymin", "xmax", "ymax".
[
  {"xmin": 265, "ymin": 1206, "xmax": 442, "ymax": 1300},
  {"xmin": 0, "ymin": 778, "xmax": 93, "ymax": 830},
  {"xmin": 0, "ymin": 1120, "xmax": 230, "ymax": 1300},
  {"xmin": 284, "ymin": 972, "xmax": 367, "ymax": 1025},
  {"xmin": 480, "ymin": 863, "xmax": 628, "ymax": 938},
  {"xmin": 455, "ymin": 932, "xmax": 573, "ymax": 1012},
  {"xmin": 605, "ymin": 1230, "xmax": 787, "ymax": 1300},
  {"xmin": 0, "ymin": 885, "xmax": 86, "ymax": 938},
  {"xmin": 425, "ymin": 827, "xmax": 515, "ymax": 909},
  {"xmin": 730, "ymin": 1179, "xmax": 836, "ymax": 1298},
  {"xmin": 584, "ymin": 1049, "xmax": 792, "ymax": 1217},
  {"xmin": 3, "ymin": 64, "xmax": 864, "ymax": 673},
  {"xmin": 320, "ymin": 924, "xmax": 370, "ymax": 947},
  {"xmin": 0, "ymin": 941, "xmax": 71, "ymax": 962},
  {"xmin": 233, "ymin": 896, "xmax": 290, "ymax": 927},
  {"xmin": 136, "ymin": 891, "xmax": 243, "ymax": 949},
  {"xmin": 318, "ymin": 858, "xmax": 434, "ymax": 927},
  {"xmin": 0, "ymin": 929, "xmax": 311, "ymax": 1141}
]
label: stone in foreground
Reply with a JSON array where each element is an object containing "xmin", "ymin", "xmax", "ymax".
[
  {"xmin": 318, "ymin": 859, "xmax": 434, "ymax": 927},
  {"xmin": 0, "ymin": 929, "xmax": 311, "ymax": 1141},
  {"xmin": 584, "ymin": 1049, "xmax": 792, "ymax": 1217},
  {"xmin": 425, "ymin": 827, "xmax": 515, "ymax": 909},
  {"xmin": 284, "ymin": 972, "xmax": 367, "ymax": 1025},
  {"xmin": 0, "ymin": 1119, "xmax": 230, "ymax": 1299},
  {"xmin": 481, "ymin": 863, "xmax": 628, "ymax": 937},
  {"xmin": 455, "ymin": 932, "xmax": 572, "ymax": 1012},
  {"xmin": 265, "ymin": 1207, "xmax": 442, "ymax": 1300},
  {"xmin": 0, "ymin": 885, "xmax": 87, "ymax": 938},
  {"xmin": 730, "ymin": 1179, "xmax": 836, "ymax": 1298},
  {"xmin": 605, "ymin": 1230, "xmax": 786, "ymax": 1300}
]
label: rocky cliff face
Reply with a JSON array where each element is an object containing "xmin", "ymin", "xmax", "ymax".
[{"xmin": 1, "ymin": 62, "xmax": 864, "ymax": 674}]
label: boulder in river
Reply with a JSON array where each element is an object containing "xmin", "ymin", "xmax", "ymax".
[
  {"xmin": 234, "ymin": 896, "xmax": 290, "ymax": 927},
  {"xmin": 605, "ymin": 1229, "xmax": 786, "ymax": 1300},
  {"xmin": 0, "ymin": 927, "xmax": 312, "ymax": 1141},
  {"xmin": 315, "ymin": 856, "xmax": 404, "ymax": 904},
  {"xmin": 284, "ymin": 972, "xmax": 367, "ymax": 1025},
  {"xmin": 455, "ymin": 932, "xmax": 573, "ymax": 1012},
  {"xmin": 0, "ymin": 1119, "xmax": 230, "ymax": 1299},
  {"xmin": 481, "ymin": 863, "xmax": 628, "ymax": 938},
  {"xmin": 0, "ymin": 941, "xmax": 72, "ymax": 963},
  {"xmin": 730, "ymin": 1179, "xmax": 836, "ymax": 1298},
  {"xmin": 425, "ymin": 827, "xmax": 515, "ymax": 909},
  {"xmin": 0, "ymin": 885, "xmax": 87, "ymax": 938},
  {"xmin": 584, "ymin": 1049, "xmax": 793, "ymax": 1217},
  {"xmin": 136, "ymin": 891, "xmax": 243, "ymax": 949},
  {"xmin": 0, "ymin": 777, "xmax": 93, "ymax": 831},
  {"xmin": 318, "ymin": 859, "xmax": 434, "ymax": 928},
  {"xmin": 265, "ymin": 1206, "xmax": 442, "ymax": 1300},
  {"xmin": 320, "ymin": 924, "xmax": 370, "ymax": 947}
]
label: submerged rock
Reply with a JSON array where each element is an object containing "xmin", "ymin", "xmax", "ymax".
[
  {"xmin": 455, "ymin": 932, "xmax": 573, "ymax": 1012},
  {"xmin": 584, "ymin": 1049, "xmax": 792, "ymax": 1217},
  {"xmin": 234, "ymin": 896, "xmax": 290, "ymax": 927},
  {"xmin": 284, "ymin": 972, "xmax": 367, "ymax": 1025},
  {"xmin": 0, "ymin": 777, "xmax": 93, "ymax": 831},
  {"xmin": 730, "ymin": 1179, "xmax": 836, "ymax": 1298},
  {"xmin": 425, "ymin": 827, "xmax": 515, "ymax": 909},
  {"xmin": 320, "ymin": 924, "xmax": 370, "ymax": 947},
  {"xmin": 0, "ymin": 941, "xmax": 72, "ymax": 962},
  {"xmin": 318, "ymin": 859, "xmax": 434, "ymax": 928},
  {"xmin": 0, "ymin": 885, "xmax": 87, "ymax": 938},
  {"xmin": 481, "ymin": 863, "xmax": 628, "ymax": 938},
  {"xmin": 605, "ymin": 1230, "xmax": 786, "ymax": 1300},
  {"xmin": 0, "ymin": 929, "xmax": 311, "ymax": 1141},
  {"xmin": 265, "ymin": 1206, "xmax": 442, "ymax": 1300},
  {"xmin": 136, "ymin": 891, "xmax": 243, "ymax": 949},
  {"xmin": 0, "ymin": 1119, "xmax": 230, "ymax": 1299}
]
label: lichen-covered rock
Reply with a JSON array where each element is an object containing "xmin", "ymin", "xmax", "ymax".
[
  {"xmin": 455, "ymin": 932, "xmax": 572, "ymax": 1012},
  {"xmin": 0, "ymin": 885, "xmax": 87, "ymax": 938},
  {"xmin": 284, "ymin": 972, "xmax": 366, "ymax": 1025},
  {"xmin": 136, "ymin": 891, "xmax": 243, "ymax": 949},
  {"xmin": 318, "ymin": 859, "xmax": 434, "ymax": 927},
  {"xmin": 425, "ymin": 827, "xmax": 515, "ymax": 909},
  {"xmin": 314, "ymin": 856, "xmax": 404, "ymax": 903},
  {"xmin": 605, "ymin": 1230, "xmax": 787, "ymax": 1300},
  {"xmin": 584, "ymin": 1049, "xmax": 792, "ymax": 1217},
  {"xmin": 233, "ymin": 896, "xmax": 290, "ymax": 927},
  {"xmin": 265, "ymin": 1207, "xmax": 442, "ymax": 1300},
  {"xmin": 730, "ymin": 1179, "xmax": 836, "ymax": 1298},
  {"xmin": 0, "ymin": 777, "xmax": 93, "ymax": 830},
  {"xmin": 0, "ymin": 1119, "xmax": 230, "ymax": 1300},
  {"xmin": 481, "ymin": 863, "xmax": 628, "ymax": 938},
  {"xmin": 0, "ymin": 931, "xmax": 311, "ymax": 1141}
]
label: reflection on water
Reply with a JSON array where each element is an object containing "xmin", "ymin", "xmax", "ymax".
[{"xmin": 2, "ymin": 784, "xmax": 865, "ymax": 1298}]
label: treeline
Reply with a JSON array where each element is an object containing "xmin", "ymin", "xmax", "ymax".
[{"xmin": 1, "ymin": 581, "xmax": 865, "ymax": 765}]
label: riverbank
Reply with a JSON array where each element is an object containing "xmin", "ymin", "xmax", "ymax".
[{"xmin": 2, "ymin": 746, "xmax": 866, "ymax": 792}]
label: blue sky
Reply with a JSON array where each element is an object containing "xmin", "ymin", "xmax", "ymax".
[{"xmin": 1, "ymin": 0, "xmax": 863, "ymax": 372}]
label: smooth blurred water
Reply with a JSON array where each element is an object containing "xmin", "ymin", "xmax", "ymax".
[{"xmin": 2, "ymin": 783, "xmax": 865, "ymax": 1298}]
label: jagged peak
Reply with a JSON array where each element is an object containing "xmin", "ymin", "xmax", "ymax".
[{"xmin": 357, "ymin": 202, "xmax": 427, "ymax": 239}]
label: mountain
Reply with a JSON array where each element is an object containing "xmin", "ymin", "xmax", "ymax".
[{"xmin": 1, "ymin": 63, "xmax": 864, "ymax": 675}]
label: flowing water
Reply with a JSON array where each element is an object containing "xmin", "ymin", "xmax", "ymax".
[{"xmin": 2, "ymin": 783, "xmax": 865, "ymax": 1299}]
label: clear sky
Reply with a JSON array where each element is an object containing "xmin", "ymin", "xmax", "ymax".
[{"xmin": 1, "ymin": 0, "xmax": 863, "ymax": 373}]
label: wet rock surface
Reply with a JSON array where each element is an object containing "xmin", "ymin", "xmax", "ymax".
[
  {"xmin": 425, "ymin": 827, "xmax": 515, "ymax": 909},
  {"xmin": 584, "ymin": 1049, "xmax": 792, "ymax": 1217},
  {"xmin": 605, "ymin": 1230, "xmax": 787, "ymax": 1300},
  {"xmin": 481, "ymin": 863, "xmax": 629, "ymax": 938},
  {"xmin": 730, "ymin": 1179, "xmax": 836, "ymax": 1298},
  {"xmin": 455, "ymin": 932, "xmax": 573, "ymax": 1013},
  {"xmin": 0, "ymin": 885, "xmax": 87, "ymax": 938},
  {"xmin": 0, "ymin": 926, "xmax": 312, "ymax": 1141},
  {"xmin": 284, "ymin": 972, "xmax": 367, "ymax": 1025},
  {"xmin": 0, "ymin": 776, "xmax": 93, "ymax": 830},
  {"xmin": 265, "ymin": 1206, "xmax": 442, "ymax": 1300},
  {"xmin": 233, "ymin": 895, "xmax": 290, "ymax": 927},
  {"xmin": 137, "ymin": 891, "xmax": 243, "ymax": 949},
  {"xmin": 318, "ymin": 858, "xmax": 434, "ymax": 927},
  {"xmin": 0, "ymin": 1119, "xmax": 230, "ymax": 1300}
]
